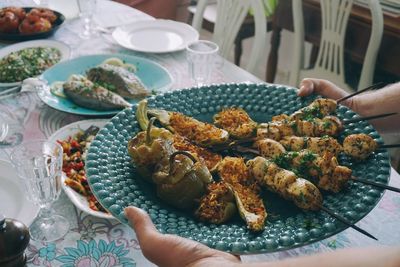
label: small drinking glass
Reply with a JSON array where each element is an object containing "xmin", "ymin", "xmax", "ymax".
[
  {"xmin": 186, "ymin": 40, "xmax": 219, "ymax": 86},
  {"xmin": 10, "ymin": 140, "xmax": 69, "ymax": 242},
  {"xmin": 77, "ymin": 0, "xmax": 98, "ymax": 39}
]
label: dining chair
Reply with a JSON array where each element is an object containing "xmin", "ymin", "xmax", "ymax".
[
  {"xmin": 191, "ymin": 0, "xmax": 267, "ymax": 75},
  {"xmin": 289, "ymin": 0, "xmax": 383, "ymax": 91}
]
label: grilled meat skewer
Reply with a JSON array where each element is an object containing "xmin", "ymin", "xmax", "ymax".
[{"xmin": 254, "ymin": 139, "xmax": 352, "ymax": 193}]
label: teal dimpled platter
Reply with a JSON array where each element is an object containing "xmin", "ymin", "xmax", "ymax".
[{"xmin": 86, "ymin": 83, "xmax": 390, "ymax": 254}]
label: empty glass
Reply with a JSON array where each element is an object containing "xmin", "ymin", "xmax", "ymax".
[
  {"xmin": 186, "ymin": 40, "xmax": 219, "ymax": 86},
  {"xmin": 0, "ymin": 115, "xmax": 8, "ymax": 143},
  {"xmin": 10, "ymin": 140, "xmax": 69, "ymax": 242},
  {"xmin": 77, "ymin": 0, "xmax": 98, "ymax": 39}
]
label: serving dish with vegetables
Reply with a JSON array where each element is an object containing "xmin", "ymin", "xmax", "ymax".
[
  {"xmin": 0, "ymin": 39, "xmax": 70, "ymax": 88},
  {"xmin": 85, "ymin": 83, "xmax": 390, "ymax": 254},
  {"xmin": 48, "ymin": 119, "xmax": 115, "ymax": 220}
]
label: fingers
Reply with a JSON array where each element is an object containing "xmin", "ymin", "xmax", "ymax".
[
  {"xmin": 298, "ymin": 78, "xmax": 315, "ymax": 97},
  {"xmin": 124, "ymin": 206, "xmax": 159, "ymax": 244},
  {"xmin": 298, "ymin": 78, "xmax": 349, "ymax": 100}
]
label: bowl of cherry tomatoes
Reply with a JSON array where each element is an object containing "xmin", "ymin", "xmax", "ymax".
[{"xmin": 0, "ymin": 6, "xmax": 65, "ymax": 41}]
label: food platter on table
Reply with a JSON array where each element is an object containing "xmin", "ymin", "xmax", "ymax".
[
  {"xmin": 38, "ymin": 53, "xmax": 174, "ymax": 116},
  {"xmin": 85, "ymin": 83, "xmax": 390, "ymax": 254},
  {"xmin": 0, "ymin": 39, "xmax": 70, "ymax": 88},
  {"xmin": 112, "ymin": 19, "xmax": 199, "ymax": 53},
  {"xmin": 0, "ymin": 7, "xmax": 65, "ymax": 42},
  {"xmin": 0, "ymin": 159, "xmax": 40, "ymax": 226},
  {"xmin": 48, "ymin": 119, "xmax": 115, "ymax": 220}
]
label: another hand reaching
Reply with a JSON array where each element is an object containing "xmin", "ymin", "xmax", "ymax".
[{"xmin": 297, "ymin": 78, "xmax": 400, "ymax": 133}]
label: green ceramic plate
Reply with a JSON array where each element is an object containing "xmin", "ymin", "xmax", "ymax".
[{"xmin": 86, "ymin": 83, "xmax": 390, "ymax": 254}]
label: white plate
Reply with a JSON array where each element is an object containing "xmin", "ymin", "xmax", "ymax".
[
  {"xmin": 0, "ymin": 160, "xmax": 40, "ymax": 226},
  {"xmin": 0, "ymin": 40, "xmax": 71, "ymax": 88},
  {"xmin": 112, "ymin": 19, "xmax": 199, "ymax": 53},
  {"xmin": 48, "ymin": 119, "xmax": 115, "ymax": 220}
]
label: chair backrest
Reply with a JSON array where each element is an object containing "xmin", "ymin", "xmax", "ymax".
[
  {"xmin": 289, "ymin": 0, "xmax": 383, "ymax": 91},
  {"xmin": 192, "ymin": 0, "xmax": 267, "ymax": 75}
]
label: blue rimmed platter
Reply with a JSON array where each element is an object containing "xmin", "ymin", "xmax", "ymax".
[
  {"xmin": 39, "ymin": 53, "xmax": 173, "ymax": 116},
  {"xmin": 85, "ymin": 83, "xmax": 390, "ymax": 254}
]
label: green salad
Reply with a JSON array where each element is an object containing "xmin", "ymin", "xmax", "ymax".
[{"xmin": 0, "ymin": 47, "xmax": 61, "ymax": 83}]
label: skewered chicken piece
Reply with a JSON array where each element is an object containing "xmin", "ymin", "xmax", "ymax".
[
  {"xmin": 216, "ymin": 157, "xmax": 267, "ymax": 232},
  {"xmin": 213, "ymin": 107, "xmax": 258, "ymax": 139},
  {"xmin": 279, "ymin": 136, "xmax": 343, "ymax": 156},
  {"xmin": 257, "ymin": 116, "xmax": 343, "ymax": 141},
  {"xmin": 247, "ymin": 157, "xmax": 323, "ymax": 210},
  {"xmin": 281, "ymin": 134, "xmax": 381, "ymax": 160},
  {"xmin": 272, "ymin": 98, "xmax": 337, "ymax": 122},
  {"xmin": 247, "ymin": 156, "xmax": 378, "ymax": 240},
  {"xmin": 254, "ymin": 139, "xmax": 352, "ymax": 193},
  {"xmin": 343, "ymin": 133, "xmax": 378, "ymax": 160}
]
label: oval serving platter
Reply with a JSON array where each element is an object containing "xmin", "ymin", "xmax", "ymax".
[
  {"xmin": 86, "ymin": 83, "xmax": 390, "ymax": 254},
  {"xmin": 39, "ymin": 53, "xmax": 174, "ymax": 116}
]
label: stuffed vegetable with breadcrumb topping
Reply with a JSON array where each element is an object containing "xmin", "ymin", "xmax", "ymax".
[
  {"xmin": 147, "ymin": 108, "xmax": 229, "ymax": 147},
  {"xmin": 213, "ymin": 107, "xmax": 258, "ymax": 139},
  {"xmin": 195, "ymin": 182, "xmax": 236, "ymax": 224},
  {"xmin": 217, "ymin": 157, "xmax": 267, "ymax": 232}
]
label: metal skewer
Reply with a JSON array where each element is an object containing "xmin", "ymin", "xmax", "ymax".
[
  {"xmin": 351, "ymin": 176, "xmax": 400, "ymax": 193},
  {"xmin": 230, "ymin": 148, "xmax": 379, "ymax": 239},
  {"xmin": 319, "ymin": 206, "xmax": 377, "ymax": 240},
  {"xmin": 232, "ymin": 147, "xmax": 400, "ymax": 194},
  {"xmin": 343, "ymin": 112, "xmax": 397, "ymax": 124},
  {"xmin": 336, "ymin": 82, "xmax": 388, "ymax": 104},
  {"xmin": 380, "ymin": 144, "xmax": 400, "ymax": 149}
]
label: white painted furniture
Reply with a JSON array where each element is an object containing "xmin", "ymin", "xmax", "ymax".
[
  {"xmin": 289, "ymin": 0, "xmax": 383, "ymax": 91},
  {"xmin": 191, "ymin": 0, "xmax": 267, "ymax": 75}
]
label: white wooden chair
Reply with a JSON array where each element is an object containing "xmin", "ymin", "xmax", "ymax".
[
  {"xmin": 191, "ymin": 0, "xmax": 267, "ymax": 75},
  {"xmin": 289, "ymin": 0, "xmax": 383, "ymax": 91}
]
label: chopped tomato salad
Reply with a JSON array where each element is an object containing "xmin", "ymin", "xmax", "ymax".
[{"xmin": 58, "ymin": 126, "xmax": 108, "ymax": 213}]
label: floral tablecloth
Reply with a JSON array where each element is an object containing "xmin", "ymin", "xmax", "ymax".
[{"xmin": 0, "ymin": 1, "xmax": 399, "ymax": 266}]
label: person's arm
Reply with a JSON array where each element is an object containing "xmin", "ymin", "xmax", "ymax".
[
  {"xmin": 298, "ymin": 78, "xmax": 400, "ymax": 133},
  {"xmin": 125, "ymin": 206, "xmax": 400, "ymax": 267},
  {"xmin": 245, "ymin": 246, "xmax": 400, "ymax": 267}
]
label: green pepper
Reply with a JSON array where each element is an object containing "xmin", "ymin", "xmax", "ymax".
[
  {"xmin": 127, "ymin": 117, "xmax": 175, "ymax": 180},
  {"xmin": 156, "ymin": 151, "xmax": 213, "ymax": 210}
]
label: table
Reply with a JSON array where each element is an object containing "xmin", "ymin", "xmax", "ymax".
[
  {"xmin": 266, "ymin": 0, "xmax": 400, "ymax": 84},
  {"xmin": 0, "ymin": 1, "xmax": 399, "ymax": 266}
]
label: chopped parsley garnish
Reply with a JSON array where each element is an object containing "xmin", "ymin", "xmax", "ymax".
[
  {"xmin": 301, "ymin": 106, "xmax": 323, "ymax": 121},
  {"xmin": 322, "ymin": 120, "xmax": 332, "ymax": 129}
]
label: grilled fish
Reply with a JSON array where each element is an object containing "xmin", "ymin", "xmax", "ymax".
[
  {"xmin": 63, "ymin": 75, "xmax": 131, "ymax": 111},
  {"xmin": 86, "ymin": 63, "xmax": 150, "ymax": 99}
]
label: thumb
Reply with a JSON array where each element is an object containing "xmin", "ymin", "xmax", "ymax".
[
  {"xmin": 298, "ymin": 78, "xmax": 315, "ymax": 97},
  {"xmin": 124, "ymin": 206, "xmax": 159, "ymax": 243}
]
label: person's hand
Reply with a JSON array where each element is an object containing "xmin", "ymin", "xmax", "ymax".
[
  {"xmin": 124, "ymin": 206, "xmax": 241, "ymax": 267},
  {"xmin": 297, "ymin": 78, "xmax": 357, "ymax": 111}
]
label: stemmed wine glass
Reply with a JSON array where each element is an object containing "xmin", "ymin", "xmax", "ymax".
[
  {"xmin": 10, "ymin": 140, "xmax": 69, "ymax": 242},
  {"xmin": 77, "ymin": 0, "xmax": 98, "ymax": 39}
]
